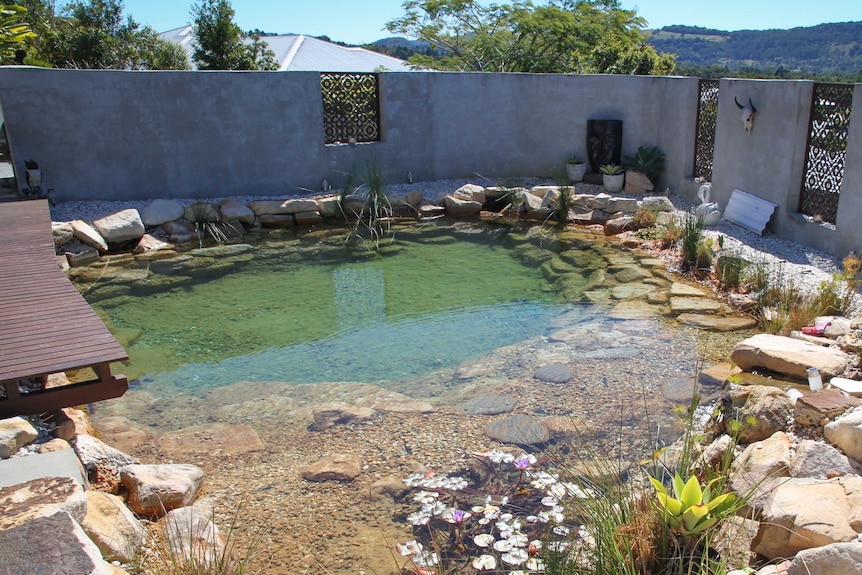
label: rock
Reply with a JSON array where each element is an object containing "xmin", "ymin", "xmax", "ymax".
[
  {"xmin": 362, "ymin": 477, "xmax": 410, "ymax": 501},
  {"xmin": 533, "ymin": 363, "xmax": 573, "ymax": 383},
  {"xmin": 316, "ymin": 195, "xmax": 341, "ymax": 218},
  {"xmin": 669, "ymin": 297, "xmax": 724, "ymax": 314},
  {"xmin": 419, "ymin": 204, "xmax": 446, "ymax": 217},
  {"xmin": 92, "ymin": 209, "xmax": 145, "ymax": 244},
  {"xmin": 393, "ymin": 189, "xmax": 423, "ymax": 208},
  {"xmin": 795, "ymin": 389, "xmax": 860, "ymax": 426},
  {"xmin": 731, "ymin": 334, "xmax": 851, "ymax": 379},
  {"xmin": 456, "ymin": 395, "xmax": 517, "ymax": 416},
  {"xmin": 542, "ymin": 416, "xmax": 597, "ymax": 442},
  {"xmin": 309, "ymin": 403, "xmax": 378, "ymax": 431},
  {"xmin": 830, "ymin": 378, "xmax": 862, "ymax": 397},
  {"xmin": 301, "ymin": 454, "xmax": 362, "ymax": 482},
  {"xmin": 121, "ymin": 464, "xmax": 204, "ymax": 517},
  {"xmin": 248, "ymin": 199, "xmax": 318, "ymax": 215},
  {"xmin": 358, "ymin": 391, "xmax": 434, "ymax": 414},
  {"xmin": 81, "ymin": 491, "xmax": 146, "ymax": 563},
  {"xmin": 788, "ymin": 439, "xmax": 855, "ymax": 479},
  {"xmin": 65, "ymin": 241, "xmax": 101, "ymax": 266},
  {"xmin": 258, "ymin": 214, "xmax": 295, "ymax": 228},
  {"xmin": 733, "ymin": 431, "xmax": 791, "ymax": 477},
  {"xmin": 0, "ymin": 416, "xmax": 38, "ymax": 458},
  {"xmin": 38, "ymin": 438, "xmax": 73, "ymax": 453},
  {"xmin": 520, "ymin": 191, "xmax": 544, "ymax": 212},
  {"xmin": 607, "ymin": 197, "xmax": 639, "ymax": 214},
  {"xmin": 753, "ymin": 478, "xmax": 858, "ymax": 559},
  {"xmin": 218, "ymin": 197, "xmax": 255, "ymax": 225},
  {"xmin": 0, "ymin": 511, "xmax": 112, "ymax": 575},
  {"xmin": 640, "ymin": 196, "xmax": 674, "ymax": 212},
  {"xmin": 52, "ymin": 221, "xmax": 74, "ymax": 246},
  {"xmin": 444, "ymin": 195, "xmax": 482, "ymax": 217},
  {"xmin": 614, "ymin": 266, "xmax": 650, "ymax": 283},
  {"xmin": 624, "ymin": 170, "xmax": 654, "ymax": 194},
  {"xmin": 825, "ymin": 410, "xmax": 862, "ymax": 462},
  {"xmin": 453, "ymin": 183, "xmax": 485, "ymax": 204},
  {"xmin": 700, "ymin": 434, "xmax": 733, "ymax": 469},
  {"xmin": 71, "ymin": 220, "xmax": 108, "ymax": 253},
  {"xmin": 670, "ymin": 282, "xmax": 709, "ymax": 297},
  {"xmin": 157, "ymin": 424, "xmax": 265, "ymax": 457},
  {"xmin": 57, "ymin": 407, "xmax": 95, "ymax": 439},
  {"xmin": 815, "ymin": 315, "xmax": 854, "ymax": 339},
  {"xmin": 161, "ymin": 506, "xmax": 225, "ymax": 569},
  {"xmin": 141, "ymin": 199, "xmax": 184, "ymax": 226},
  {"xmin": 678, "ymin": 313, "xmax": 757, "ymax": 331},
  {"xmin": 611, "ymin": 283, "xmax": 655, "ymax": 300},
  {"xmin": 722, "ymin": 385, "xmax": 793, "ymax": 444},
  {"xmin": 74, "ymin": 434, "xmax": 139, "ymax": 492},
  {"xmin": 485, "ymin": 415, "xmax": 549, "ymax": 445},
  {"xmin": 183, "ymin": 202, "xmax": 219, "ymax": 223},
  {"xmin": 132, "ymin": 233, "xmax": 170, "ymax": 255},
  {"xmin": 0, "ymin": 477, "xmax": 87, "ymax": 529},
  {"xmin": 604, "ymin": 216, "xmax": 633, "ymax": 235},
  {"xmin": 788, "ymin": 542, "xmax": 862, "ymax": 575},
  {"xmin": 294, "ymin": 210, "xmax": 321, "ymax": 225}
]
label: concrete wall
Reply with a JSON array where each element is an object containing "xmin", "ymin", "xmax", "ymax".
[{"xmin": 0, "ymin": 67, "xmax": 858, "ymax": 257}]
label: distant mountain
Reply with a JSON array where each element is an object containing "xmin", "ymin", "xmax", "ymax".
[
  {"xmin": 365, "ymin": 21, "xmax": 862, "ymax": 79},
  {"xmin": 647, "ymin": 21, "xmax": 862, "ymax": 75}
]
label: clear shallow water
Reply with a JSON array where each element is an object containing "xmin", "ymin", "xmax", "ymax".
[{"xmin": 74, "ymin": 221, "xmax": 604, "ymax": 393}]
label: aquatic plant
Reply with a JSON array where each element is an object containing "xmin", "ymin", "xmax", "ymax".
[{"xmin": 338, "ymin": 155, "xmax": 393, "ymax": 250}]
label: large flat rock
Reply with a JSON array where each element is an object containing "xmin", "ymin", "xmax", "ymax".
[
  {"xmin": 678, "ymin": 313, "xmax": 757, "ymax": 331},
  {"xmin": 732, "ymin": 333, "xmax": 851, "ymax": 379}
]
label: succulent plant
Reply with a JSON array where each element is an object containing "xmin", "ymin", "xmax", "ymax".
[{"xmin": 649, "ymin": 474, "xmax": 736, "ymax": 536}]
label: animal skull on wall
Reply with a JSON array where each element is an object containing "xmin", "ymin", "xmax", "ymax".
[{"xmin": 734, "ymin": 96, "xmax": 757, "ymax": 134}]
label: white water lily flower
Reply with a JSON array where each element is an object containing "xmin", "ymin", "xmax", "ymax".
[
  {"xmin": 530, "ymin": 471, "xmax": 559, "ymax": 488},
  {"xmin": 424, "ymin": 500, "xmax": 447, "ymax": 517},
  {"xmin": 546, "ymin": 541, "xmax": 570, "ymax": 552},
  {"xmin": 553, "ymin": 525, "xmax": 571, "ymax": 536},
  {"xmin": 407, "ymin": 510, "xmax": 431, "ymax": 526},
  {"xmin": 478, "ymin": 517, "xmax": 490, "ymax": 525},
  {"xmin": 526, "ymin": 515, "xmax": 539, "ymax": 523},
  {"xmin": 489, "ymin": 449, "xmax": 515, "ymax": 464},
  {"xmin": 526, "ymin": 557, "xmax": 546, "ymax": 572},
  {"xmin": 502, "ymin": 548, "xmax": 529, "ymax": 565},
  {"xmin": 473, "ymin": 534, "xmax": 495, "ymax": 548},
  {"xmin": 396, "ymin": 540, "xmax": 423, "ymax": 557},
  {"xmin": 494, "ymin": 539, "xmax": 513, "ymax": 552},
  {"xmin": 564, "ymin": 482, "xmax": 594, "ymax": 498},
  {"xmin": 442, "ymin": 476, "xmax": 468, "ymax": 490},
  {"xmin": 472, "ymin": 554, "xmax": 497, "ymax": 570},
  {"xmin": 540, "ymin": 495, "xmax": 558, "ymax": 507},
  {"xmin": 403, "ymin": 473, "xmax": 425, "ymax": 487},
  {"xmin": 414, "ymin": 550, "xmax": 439, "ymax": 567}
]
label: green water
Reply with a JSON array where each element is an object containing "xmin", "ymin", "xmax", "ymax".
[{"xmin": 75, "ymin": 221, "xmax": 608, "ymax": 392}]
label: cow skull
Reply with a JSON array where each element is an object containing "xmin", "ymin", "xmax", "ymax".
[{"xmin": 734, "ymin": 96, "xmax": 757, "ymax": 134}]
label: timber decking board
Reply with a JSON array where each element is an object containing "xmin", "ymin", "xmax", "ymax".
[{"xmin": 0, "ymin": 200, "xmax": 128, "ymax": 412}]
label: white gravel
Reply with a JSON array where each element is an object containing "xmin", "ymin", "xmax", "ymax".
[{"xmin": 49, "ymin": 179, "xmax": 848, "ymax": 304}]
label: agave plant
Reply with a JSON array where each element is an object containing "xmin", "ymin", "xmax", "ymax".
[{"xmin": 648, "ymin": 474, "xmax": 736, "ymax": 536}]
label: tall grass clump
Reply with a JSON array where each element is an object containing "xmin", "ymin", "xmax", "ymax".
[
  {"xmin": 681, "ymin": 212, "xmax": 708, "ymax": 273},
  {"xmin": 338, "ymin": 155, "xmax": 393, "ymax": 250}
]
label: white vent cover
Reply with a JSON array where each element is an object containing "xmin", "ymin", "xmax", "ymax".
[{"xmin": 723, "ymin": 188, "xmax": 777, "ymax": 235}]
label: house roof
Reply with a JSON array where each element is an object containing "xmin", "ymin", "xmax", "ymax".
[{"xmin": 160, "ymin": 26, "xmax": 414, "ymax": 72}]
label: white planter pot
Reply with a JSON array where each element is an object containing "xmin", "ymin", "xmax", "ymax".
[
  {"xmin": 602, "ymin": 172, "xmax": 625, "ymax": 193},
  {"xmin": 566, "ymin": 162, "xmax": 587, "ymax": 183}
]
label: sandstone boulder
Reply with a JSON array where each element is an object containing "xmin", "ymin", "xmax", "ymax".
[
  {"xmin": 0, "ymin": 416, "xmax": 38, "ymax": 458},
  {"xmin": 722, "ymin": 385, "xmax": 793, "ymax": 444},
  {"xmin": 161, "ymin": 506, "xmax": 225, "ymax": 569},
  {"xmin": 141, "ymin": 199, "xmax": 184, "ymax": 226},
  {"xmin": 788, "ymin": 542, "xmax": 862, "ymax": 575},
  {"xmin": 485, "ymin": 414, "xmax": 549, "ymax": 445},
  {"xmin": 732, "ymin": 333, "xmax": 851, "ymax": 379},
  {"xmin": 624, "ymin": 170, "xmax": 654, "ymax": 194},
  {"xmin": 93, "ymin": 209, "xmax": 145, "ymax": 244},
  {"xmin": 795, "ymin": 389, "xmax": 860, "ymax": 426},
  {"xmin": 133, "ymin": 233, "xmax": 170, "ymax": 255},
  {"xmin": 640, "ymin": 196, "xmax": 674, "ymax": 212},
  {"xmin": 444, "ymin": 195, "xmax": 482, "ymax": 217},
  {"xmin": 71, "ymin": 220, "xmax": 108, "ymax": 252},
  {"xmin": 301, "ymin": 453, "xmax": 362, "ymax": 482},
  {"xmin": 82, "ymin": 491, "xmax": 146, "ymax": 563},
  {"xmin": 607, "ymin": 197, "xmax": 639, "ymax": 214},
  {"xmin": 248, "ymin": 199, "xmax": 317, "ymax": 215},
  {"xmin": 309, "ymin": 403, "xmax": 377, "ymax": 431},
  {"xmin": 453, "ymin": 183, "xmax": 485, "ymax": 204},
  {"xmin": 121, "ymin": 463, "xmax": 205, "ymax": 517},
  {"xmin": 74, "ymin": 434, "xmax": 139, "ymax": 491},
  {"xmin": 825, "ymin": 409, "xmax": 862, "ymax": 462},
  {"xmin": 183, "ymin": 202, "xmax": 219, "ymax": 223},
  {"xmin": 52, "ymin": 221, "xmax": 74, "ymax": 246},
  {"xmin": 218, "ymin": 197, "xmax": 255, "ymax": 225},
  {"xmin": 788, "ymin": 439, "xmax": 856, "ymax": 479},
  {"xmin": 0, "ymin": 477, "xmax": 87, "ymax": 529},
  {"xmin": 733, "ymin": 431, "xmax": 791, "ymax": 478}
]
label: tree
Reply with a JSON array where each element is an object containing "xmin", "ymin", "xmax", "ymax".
[
  {"xmin": 190, "ymin": 0, "xmax": 276, "ymax": 70},
  {"xmin": 10, "ymin": 0, "xmax": 189, "ymax": 69},
  {"xmin": 385, "ymin": 0, "xmax": 674, "ymax": 75},
  {"xmin": 0, "ymin": 4, "xmax": 35, "ymax": 63}
]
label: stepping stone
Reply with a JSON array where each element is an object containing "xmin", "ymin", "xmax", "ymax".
[
  {"xmin": 485, "ymin": 415, "xmax": 549, "ymax": 446},
  {"xmin": 678, "ymin": 313, "xmax": 757, "ymax": 331},
  {"xmin": 669, "ymin": 297, "xmax": 723, "ymax": 314},
  {"xmin": 670, "ymin": 282, "xmax": 709, "ymax": 297},
  {"xmin": 534, "ymin": 364, "xmax": 573, "ymax": 383},
  {"xmin": 795, "ymin": 389, "xmax": 861, "ymax": 426},
  {"xmin": 457, "ymin": 395, "xmax": 517, "ymax": 415}
]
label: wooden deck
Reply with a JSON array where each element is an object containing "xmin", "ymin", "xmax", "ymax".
[{"xmin": 0, "ymin": 200, "xmax": 128, "ymax": 418}]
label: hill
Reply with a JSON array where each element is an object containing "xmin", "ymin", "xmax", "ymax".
[{"xmin": 646, "ymin": 21, "xmax": 862, "ymax": 75}]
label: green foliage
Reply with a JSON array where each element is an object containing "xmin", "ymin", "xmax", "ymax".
[
  {"xmin": 385, "ymin": 0, "xmax": 674, "ymax": 75},
  {"xmin": 191, "ymin": 0, "xmax": 276, "ymax": 70},
  {"xmin": 715, "ymin": 255, "xmax": 748, "ymax": 291},
  {"xmin": 339, "ymin": 155, "xmax": 394, "ymax": 251},
  {"xmin": 649, "ymin": 474, "xmax": 736, "ymax": 536},
  {"xmin": 631, "ymin": 207, "xmax": 657, "ymax": 230},
  {"xmin": 567, "ymin": 155, "xmax": 583, "ymax": 165},
  {"xmin": 623, "ymin": 146, "xmax": 665, "ymax": 182},
  {"xmin": 11, "ymin": 0, "xmax": 189, "ymax": 69},
  {"xmin": 0, "ymin": 4, "xmax": 35, "ymax": 62},
  {"xmin": 680, "ymin": 212, "xmax": 704, "ymax": 272},
  {"xmin": 600, "ymin": 163, "xmax": 623, "ymax": 175}
]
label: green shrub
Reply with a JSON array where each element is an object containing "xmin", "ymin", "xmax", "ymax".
[
  {"xmin": 632, "ymin": 207, "xmax": 658, "ymax": 230},
  {"xmin": 623, "ymin": 146, "xmax": 666, "ymax": 182}
]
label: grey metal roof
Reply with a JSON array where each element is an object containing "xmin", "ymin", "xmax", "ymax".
[{"xmin": 159, "ymin": 26, "xmax": 413, "ymax": 72}]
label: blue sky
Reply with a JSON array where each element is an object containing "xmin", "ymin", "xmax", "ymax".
[{"xmin": 119, "ymin": 0, "xmax": 862, "ymax": 45}]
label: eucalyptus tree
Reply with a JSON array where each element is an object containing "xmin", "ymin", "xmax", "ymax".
[{"xmin": 190, "ymin": 0, "xmax": 276, "ymax": 70}]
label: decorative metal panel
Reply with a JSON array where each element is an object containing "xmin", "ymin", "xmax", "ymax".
[
  {"xmin": 321, "ymin": 72, "xmax": 381, "ymax": 145},
  {"xmin": 799, "ymin": 83, "xmax": 854, "ymax": 225},
  {"xmin": 693, "ymin": 79, "xmax": 719, "ymax": 181}
]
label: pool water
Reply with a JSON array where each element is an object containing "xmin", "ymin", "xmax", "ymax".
[{"xmin": 75, "ymin": 220, "xmax": 610, "ymax": 395}]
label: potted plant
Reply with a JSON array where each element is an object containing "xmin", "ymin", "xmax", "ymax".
[
  {"xmin": 623, "ymin": 146, "xmax": 665, "ymax": 189},
  {"xmin": 600, "ymin": 163, "xmax": 625, "ymax": 193},
  {"xmin": 565, "ymin": 155, "xmax": 587, "ymax": 183}
]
